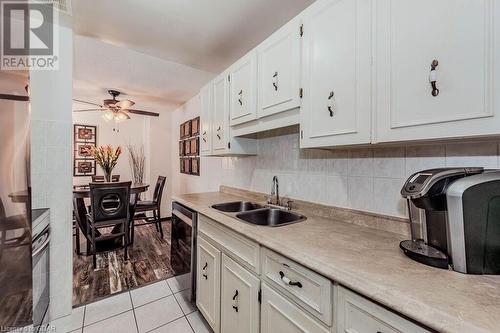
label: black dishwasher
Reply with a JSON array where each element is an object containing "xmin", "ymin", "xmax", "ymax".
[{"xmin": 171, "ymin": 202, "xmax": 197, "ymax": 301}]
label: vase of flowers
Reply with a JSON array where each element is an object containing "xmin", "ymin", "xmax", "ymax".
[{"xmin": 88, "ymin": 145, "xmax": 122, "ymax": 182}]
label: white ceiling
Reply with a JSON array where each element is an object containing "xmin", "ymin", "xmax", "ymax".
[
  {"xmin": 73, "ymin": 35, "xmax": 213, "ymax": 113},
  {"xmin": 73, "ymin": 0, "xmax": 315, "ymax": 73},
  {"xmin": 72, "ymin": 0, "xmax": 315, "ymax": 114}
]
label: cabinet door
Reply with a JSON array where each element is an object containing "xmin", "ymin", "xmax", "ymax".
[
  {"xmin": 258, "ymin": 16, "xmax": 301, "ymax": 118},
  {"xmin": 375, "ymin": 0, "xmax": 498, "ymax": 143},
  {"xmin": 213, "ymin": 72, "xmax": 229, "ymax": 152},
  {"xmin": 300, "ymin": 0, "xmax": 372, "ymax": 148},
  {"xmin": 220, "ymin": 254, "xmax": 260, "ymax": 333},
  {"xmin": 261, "ymin": 284, "xmax": 329, "ymax": 333},
  {"xmin": 196, "ymin": 236, "xmax": 221, "ymax": 333},
  {"xmin": 229, "ymin": 51, "xmax": 258, "ymax": 126},
  {"xmin": 200, "ymin": 83, "xmax": 213, "ymax": 155}
]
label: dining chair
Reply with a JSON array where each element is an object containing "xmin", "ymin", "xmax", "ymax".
[
  {"xmin": 91, "ymin": 175, "xmax": 121, "ymax": 182},
  {"xmin": 86, "ymin": 181, "xmax": 131, "ymax": 268},
  {"xmin": 134, "ymin": 176, "xmax": 166, "ymax": 239}
]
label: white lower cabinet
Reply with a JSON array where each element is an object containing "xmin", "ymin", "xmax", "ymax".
[
  {"xmin": 221, "ymin": 254, "xmax": 260, "ymax": 333},
  {"xmin": 336, "ymin": 286, "xmax": 430, "ymax": 333},
  {"xmin": 196, "ymin": 235, "xmax": 221, "ymax": 333},
  {"xmin": 261, "ymin": 283, "xmax": 330, "ymax": 333},
  {"xmin": 197, "ymin": 215, "xmax": 431, "ymax": 333}
]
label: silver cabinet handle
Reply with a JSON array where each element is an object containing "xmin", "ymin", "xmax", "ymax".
[
  {"xmin": 429, "ymin": 59, "xmax": 439, "ymax": 97},
  {"xmin": 327, "ymin": 91, "xmax": 335, "ymax": 117},
  {"xmin": 279, "ymin": 271, "xmax": 302, "ymax": 288},
  {"xmin": 272, "ymin": 71, "xmax": 278, "ymax": 91}
]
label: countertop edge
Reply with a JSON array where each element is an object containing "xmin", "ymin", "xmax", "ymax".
[{"xmin": 172, "ymin": 194, "xmax": 491, "ymax": 333}]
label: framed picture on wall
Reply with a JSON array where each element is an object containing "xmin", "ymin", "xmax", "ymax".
[
  {"xmin": 191, "ymin": 117, "xmax": 200, "ymax": 136},
  {"xmin": 180, "ymin": 120, "xmax": 191, "ymax": 139},
  {"xmin": 73, "ymin": 124, "xmax": 97, "ymax": 177},
  {"xmin": 190, "ymin": 157, "xmax": 200, "ymax": 176},
  {"xmin": 74, "ymin": 159, "xmax": 96, "ymax": 176},
  {"xmin": 179, "ymin": 141, "xmax": 184, "ymax": 156},
  {"xmin": 180, "ymin": 158, "xmax": 185, "ymax": 173},
  {"xmin": 184, "ymin": 140, "xmax": 191, "ymax": 155},
  {"xmin": 189, "ymin": 138, "xmax": 199, "ymax": 156}
]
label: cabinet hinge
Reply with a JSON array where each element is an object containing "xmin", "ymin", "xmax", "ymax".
[
  {"xmin": 299, "ymin": 24, "xmax": 304, "ymax": 37},
  {"xmin": 258, "ymin": 289, "xmax": 261, "ymax": 304},
  {"xmin": 300, "ymin": 130, "xmax": 303, "ymax": 139},
  {"xmin": 299, "ymin": 88, "xmax": 303, "ymax": 98},
  {"xmin": 228, "ymin": 142, "xmax": 231, "ymax": 149}
]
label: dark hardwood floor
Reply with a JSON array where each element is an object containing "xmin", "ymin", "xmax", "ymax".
[{"xmin": 73, "ymin": 220, "xmax": 174, "ymax": 307}]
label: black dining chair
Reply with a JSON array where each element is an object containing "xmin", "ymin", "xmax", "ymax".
[
  {"xmin": 134, "ymin": 176, "xmax": 166, "ymax": 239},
  {"xmin": 86, "ymin": 181, "xmax": 131, "ymax": 269},
  {"xmin": 91, "ymin": 175, "xmax": 121, "ymax": 183}
]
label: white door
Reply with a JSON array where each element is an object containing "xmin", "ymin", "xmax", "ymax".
[
  {"xmin": 200, "ymin": 83, "xmax": 213, "ymax": 155},
  {"xmin": 375, "ymin": 0, "xmax": 498, "ymax": 143},
  {"xmin": 213, "ymin": 72, "xmax": 229, "ymax": 152},
  {"xmin": 220, "ymin": 254, "xmax": 260, "ymax": 333},
  {"xmin": 258, "ymin": 16, "xmax": 302, "ymax": 118},
  {"xmin": 260, "ymin": 283, "xmax": 329, "ymax": 333},
  {"xmin": 300, "ymin": 0, "xmax": 372, "ymax": 148},
  {"xmin": 196, "ymin": 236, "xmax": 221, "ymax": 333},
  {"xmin": 229, "ymin": 51, "xmax": 258, "ymax": 126}
]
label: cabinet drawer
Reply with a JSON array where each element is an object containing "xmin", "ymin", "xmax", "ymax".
[
  {"xmin": 337, "ymin": 286, "xmax": 430, "ymax": 333},
  {"xmin": 198, "ymin": 214, "xmax": 260, "ymax": 274},
  {"xmin": 261, "ymin": 248, "xmax": 333, "ymax": 326},
  {"xmin": 261, "ymin": 283, "xmax": 329, "ymax": 333}
]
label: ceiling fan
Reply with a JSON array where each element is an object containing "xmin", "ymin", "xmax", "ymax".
[{"xmin": 73, "ymin": 89, "xmax": 160, "ymax": 122}]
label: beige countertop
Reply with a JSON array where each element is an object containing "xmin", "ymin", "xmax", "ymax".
[{"xmin": 173, "ymin": 191, "xmax": 500, "ymax": 333}]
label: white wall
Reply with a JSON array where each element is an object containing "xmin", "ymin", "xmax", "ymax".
[
  {"xmin": 30, "ymin": 24, "xmax": 73, "ymax": 319},
  {"xmin": 170, "ymin": 95, "xmax": 222, "ymax": 196},
  {"xmin": 72, "ymin": 112, "xmax": 151, "ymax": 186}
]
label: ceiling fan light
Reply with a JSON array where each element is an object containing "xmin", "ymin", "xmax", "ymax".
[
  {"xmin": 115, "ymin": 111, "xmax": 130, "ymax": 121},
  {"xmin": 102, "ymin": 110, "xmax": 115, "ymax": 121}
]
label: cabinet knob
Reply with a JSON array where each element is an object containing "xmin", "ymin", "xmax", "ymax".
[
  {"xmin": 327, "ymin": 91, "xmax": 335, "ymax": 117},
  {"xmin": 429, "ymin": 59, "xmax": 439, "ymax": 97},
  {"xmin": 273, "ymin": 71, "xmax": 279, "ymax": 91}
]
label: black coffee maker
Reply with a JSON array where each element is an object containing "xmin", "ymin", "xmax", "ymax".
[{"xmin": 400, "ymin": 167, "xmax": 484, "ymax": 268}]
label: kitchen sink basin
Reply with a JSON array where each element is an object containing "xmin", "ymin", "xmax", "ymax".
[
  {"xmin": 211, "ymin": 201, "xmax": 264, "ymax": 213},
  {"xmin": 236, "ymin": 208, "xmax": 306, "ymax": 227}
]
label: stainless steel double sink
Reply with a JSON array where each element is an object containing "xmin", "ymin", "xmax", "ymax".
[{"xmin": 211, "ymin": 201, "xmax": 307, "ymax": 227}]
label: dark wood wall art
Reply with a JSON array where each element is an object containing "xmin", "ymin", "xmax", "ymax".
[
  {"xmin": 73, "ymin": 124, "xmax": 97, "ymax": 176},
  {"xmin": 179, "ymin": 117, "xmax": 200, "ymax": 176}
]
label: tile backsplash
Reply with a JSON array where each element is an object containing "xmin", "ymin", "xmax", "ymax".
[{"xmin": 221, "ymin": 133, "xmax": 500, "ymax": 218}]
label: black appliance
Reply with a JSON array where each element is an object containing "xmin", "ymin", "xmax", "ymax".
[
  {"xmin": 171, "ymin": 202, "xmax": 197, "ymax": 301},
  {"xmin": 400, "ymin": 167, "xmax": 484, "ymax": 269}
]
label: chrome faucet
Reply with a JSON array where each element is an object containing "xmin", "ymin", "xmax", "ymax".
[
  {"xmin": 270, "ymin": 175, "xmax": 279, "ymax": 205},
  {"xmin": 267, "ymin": 176, "xmax": 293, "ymax": 210}
]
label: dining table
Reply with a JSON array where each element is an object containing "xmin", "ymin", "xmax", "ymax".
[{"xmin": 73, "ymin": 183, "xmax": 149, "ymax": 253}]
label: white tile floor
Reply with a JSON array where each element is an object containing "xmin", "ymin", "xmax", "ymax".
[{"xmin": 50, "ymin": 274, "xmax": 213, "ymax": 333}]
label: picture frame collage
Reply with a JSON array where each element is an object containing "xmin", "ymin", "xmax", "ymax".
[
  {"xmin": 179, "ymin": 117, "xmax": 200, "ymax": 176},
  {"xmin": 73, "ymin": 124, "xmax": 97, "ymax": 177}
]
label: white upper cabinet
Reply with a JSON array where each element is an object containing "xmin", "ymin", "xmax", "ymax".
[
  {"xmin": 200, "ymin": 82, "xmax": 213, "ymax": 155},
  {"xmin": 300, "ymin": 0, "xmax": 372, "ymax": 148},
  {"xmin": 374, "ymin": 0, "xmax": 499, "ymax": 143},
  {"xmin": 229, "ymin": 51, "xmax": 258, "ymax": 126},
  {"xmin": 212, "ymin": 72, "xmax": 230, "ymax": 152},
  {"xmin": 257, "ymin": 16, "xmax": 302, "ymax": 118}
]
